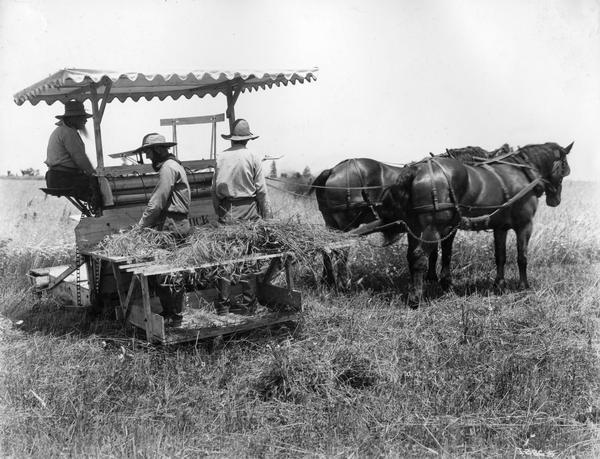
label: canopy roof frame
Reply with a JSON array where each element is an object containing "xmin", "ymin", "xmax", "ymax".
[{"xmin": 13, "ymin": 68, "xmax": 318, "ymax": 172}]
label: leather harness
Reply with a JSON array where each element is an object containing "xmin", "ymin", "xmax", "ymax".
[{"xmin": 410, "ymin": 152, "xmax": 550, "ymax": 230}]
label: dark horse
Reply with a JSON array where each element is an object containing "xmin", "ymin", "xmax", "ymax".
[
  {"xmin": 379, "ymin": 142, "xmax": 573, "ymax": 305},
  {"xmin": 310, "ymin": 158, "xmax": 411, "ymax": 243},
  {"xmin": 309, "ymin": 145, "xmax": 511, "ymax": 287}
]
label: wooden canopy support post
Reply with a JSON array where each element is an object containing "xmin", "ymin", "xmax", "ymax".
[
  {"xmin": 210, "ymin": 119, "xmax": 216, "ymax": 160},
  {"xmin": 89, "ymin": 80, "xmax": 112, "ymax": 171},
  {"xmin": 171, "ymin": 122, "xmax": 178, "ymax": 157},
  {"xmin": 225, "ymin": 83, "xmax": 242, "ymax": 146}
]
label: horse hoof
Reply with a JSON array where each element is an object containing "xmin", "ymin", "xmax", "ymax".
[
  {"xmin": 518, "ymin": 281, "xmax": 530, "ymax": 290},
  {"xmin": 494, "ymin": 279, "xmax": 507, "ymax": 291},
  {"xmin": 407, "ymin": 294, "xmax": 421, "ymax": 309}
]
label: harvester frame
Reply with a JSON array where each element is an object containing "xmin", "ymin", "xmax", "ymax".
[{"xmin": 14, "ymin": 68, "xmax": 318, "ymax": 344}]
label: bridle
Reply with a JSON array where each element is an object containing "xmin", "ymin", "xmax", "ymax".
[{"xmin": 544, "ymin": 150, "xmax": 570, "ymax": 197}]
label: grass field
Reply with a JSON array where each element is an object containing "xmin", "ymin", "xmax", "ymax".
[{"xmin": 1, "ymin": 178, "xmax": 599, "ymax": 457}]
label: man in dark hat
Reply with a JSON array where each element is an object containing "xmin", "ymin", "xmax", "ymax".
[
  {"xmin": 212, "ymin": 118, "xmax": 272, "ymax": 222},
  {"xmin": 45, "ymin": 100, "xmax": 100, "ymax": 207},
  {"xmin": 135, "ymin": 132, "xmax": 191, "ymax": 326}
]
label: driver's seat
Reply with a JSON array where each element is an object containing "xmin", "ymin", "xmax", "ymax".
[{"xmin": 40, "ymin": 187, "xmax": 98, "ymax": 217}]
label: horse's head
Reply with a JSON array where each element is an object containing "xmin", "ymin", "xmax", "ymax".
[{"xmin": 544, "ymin": 141, "xmax": 573, "ymax": 207}]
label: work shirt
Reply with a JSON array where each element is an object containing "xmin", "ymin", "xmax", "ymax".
[
  {"xmin": 45, "ymin": 121, "xmax": 94, "ymax": 173},
  {"xmin": 213, "ymin": 144, "xmax": 269, "ymax": 210},
  {"xmin": 139, "ymin": 158, "xmax": 191, "ymax": 228}
]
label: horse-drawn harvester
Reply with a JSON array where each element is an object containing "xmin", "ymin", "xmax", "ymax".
[{"xmin": 15, "ymin": 68, "xmax": 318, "ymax": 344}]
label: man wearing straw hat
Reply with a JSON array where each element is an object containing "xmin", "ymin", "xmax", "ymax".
[
  {"xmin": 135, "ymin": 132, "xmax": 191, "ymax": 326},
  {"xmin": 135, "ymin": 133, "xmax": 191, "ymax": 236},
  {"xmin": 211, "ymin": 119, "xmax": 273, "ymax": 315},
  {"xmin": 212, "ymin": 119, "xmax": 272, "ymax": 222},
  {"xmin": 44, "ymin": 99, "xmax": 100, "ymax": 208}
]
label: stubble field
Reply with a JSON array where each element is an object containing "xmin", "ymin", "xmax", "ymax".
[{"xmin": 0, "ymin": 178, "xmax": 599, "ymax": 457}]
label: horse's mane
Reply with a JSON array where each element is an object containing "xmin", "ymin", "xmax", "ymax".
[
  {"xmin": 515, "ymin": 143, "xmax": 560, "ymax": 174},
  {"xmin": 517, "ymin": 143, "xmax": 558, "ymax": 158},
  {"xmin": 440, "ymin": 144, "xmax": 512, "ymax": 163}
]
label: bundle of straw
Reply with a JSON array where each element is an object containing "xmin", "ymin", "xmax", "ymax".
[{"xmin": 96, "ymin": 218, "xmax": 351, "ymax": 275}]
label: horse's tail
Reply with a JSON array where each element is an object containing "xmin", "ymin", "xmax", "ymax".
[{"xmin": 308, "ymin": 168, "xmax": 333, "ymax": 196}]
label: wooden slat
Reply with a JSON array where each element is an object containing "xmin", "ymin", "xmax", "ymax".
[
  {"xmin": 41, "ymin": 265, "xmax": 77, "ymax": 291},
  {"xmin": 160, "ymin": 114, "xmax": 225, "ymax": 126},
  {"xmin": 127, "ymin": 300, "xmax": 165, "ymax": 342},
  {"xmin": 132, "ymin": 252, "xmax": 290, "ymax": 276},
  {"xmin": 111, "ymin": 263, "xmax": 126, "ymax": 318},
  {"xmin": 140, "ymin": 275, "xmax": 166, "ymax": 343},
  {"xmin": 123, "ymin": 275, "xmax": 138, "ymax": 320},
  {"xmin": 130, "ymin": 264, "xmax": 177, "ymax": 275},
  {"xmin": 119, "ymin": 261, "xmax": 155, "ymax": 271}
]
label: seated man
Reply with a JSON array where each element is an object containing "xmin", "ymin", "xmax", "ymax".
[{"xmin": 44, "ymin": 100, "xmax": 100, "ymax": 208}]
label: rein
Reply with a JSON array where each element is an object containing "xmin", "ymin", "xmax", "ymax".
[{"xmin": 267, "ymin": 176, "xmax": 384, "ymax": 191}]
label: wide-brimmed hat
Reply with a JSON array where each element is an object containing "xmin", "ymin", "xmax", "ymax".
[
  {"xmin": 221, "ymin": 119, "xmax": 259, "ymax": 141},
  {"xmin": 133, "ymin": 133, "xmax": 177, "ymax": 153},
  {"xmin": 55, "ymin": 100, "xmax": 93, "ymax": 119}
]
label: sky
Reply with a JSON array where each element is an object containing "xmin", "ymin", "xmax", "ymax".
[{"xmin": 0, "ymin": 0, "xmax": 598, "ymax": 181}]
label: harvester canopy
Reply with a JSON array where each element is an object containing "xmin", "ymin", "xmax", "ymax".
[
  {"xmin": 13, "ymin": 68, "xmax": 318, "ymax": 106},
  {"xmin": 13, "ymin": 67, "xmax": 318, "ymax": 169}
]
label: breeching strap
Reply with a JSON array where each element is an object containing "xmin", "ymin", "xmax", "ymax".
[{"xmin": 427, "ymin": 159, "xmax": 440, "ymax": 212}]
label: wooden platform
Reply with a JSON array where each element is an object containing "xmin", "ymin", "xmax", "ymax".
[
  {"xmin": 136, "ymin": 306, "xmax": 299, "ymax": 345},
  {"xmin": 81, "ymin": 249, "xmax": 301, "ymax": 344}
]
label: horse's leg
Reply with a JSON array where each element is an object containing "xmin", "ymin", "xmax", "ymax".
[
  {"xmin": 334, "ymin": 248, "xmax": 351, "ymax": 291},
  {"xmin": 320, "ymin": 211, "xmax": 345, "ymax": 287},
  {"xmin": 493, "ymin": 228, "xmax": 508, "ymax": 289},
  {"xmin": 406, "ymin": 233, "xmax": 418, "ymax": 280},
  {"xmin": 515, "ymin": 222, "xmax": 533, "ymax": 289},
  {"xmin": 406, "ymin": 234, "xmax": 422, "ymax": 306},
  {"xmin": 439, "ymin": 231, "xmax": 456, "ymax": 290},
  {"xmin": 426, "ymin": 244, "xmax": 438, "ymax": 283},
  {"xmin": 406, "ymin": 227, "xmax": 437, "ymax": 307}
]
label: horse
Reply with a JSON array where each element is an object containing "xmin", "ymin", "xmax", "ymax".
[
  {"xmin": 308, "ymin": 145, "xmax": 511, "ymax": 288},
  {"xmin": 310, "ymin": 158, "xmax": 411, "ymax": 242},
  {"xmin": 307, "ymin": 158, "xmax": 411, "ymax": 288},
  {"xmin": 378, "ymin": 142, "xmax": 573, "ymax": 306}
]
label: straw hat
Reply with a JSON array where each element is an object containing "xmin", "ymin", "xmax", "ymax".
[
  {"xmin": 55, "ymin": 100, "xmax": 93, "ymax": 119},
  {"xmin": 133, "ymin": 133, "xmax": 177, "ymax": 153},
  {"xmin": 221, "ymin": 119, "xmax": 259, "ymax": 141}
]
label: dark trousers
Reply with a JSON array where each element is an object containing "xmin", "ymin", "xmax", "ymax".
[
  {"xmin": 45, "ymin": 169, "xmax": 101, "ymax": 207},
  {"xmin": 154, "ymin": 213, "xmax": 192, "ymax": 316}
]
